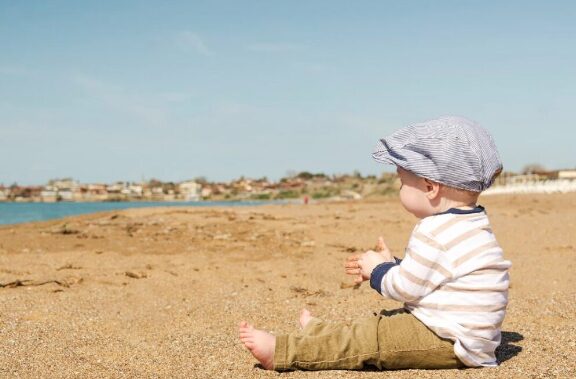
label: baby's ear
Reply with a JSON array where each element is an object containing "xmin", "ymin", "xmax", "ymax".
[{"xmin": 424, "ymin": 178, "xmax": 441, "ymax": 199}]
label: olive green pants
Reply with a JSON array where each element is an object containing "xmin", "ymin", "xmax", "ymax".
[{"xmin": 274, "ymin": 309, "xmax": 464, "ymax": 371}]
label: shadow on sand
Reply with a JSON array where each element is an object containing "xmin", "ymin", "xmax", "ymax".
[{"xmin": 496, "ymin": 331, "xmax": 523, "ymax": 363}]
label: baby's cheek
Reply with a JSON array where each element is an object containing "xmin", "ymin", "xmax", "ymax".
[{"xmin": 399, "ymin": 191, "xmax": 426, "ymax": 218}]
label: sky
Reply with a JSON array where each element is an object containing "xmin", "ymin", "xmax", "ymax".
[{"xmin": 1, "ymin": 0, "xmax": 575, "ymax": 185}]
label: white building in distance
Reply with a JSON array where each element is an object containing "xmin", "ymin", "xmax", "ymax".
[{"xmin": 179, "ymin": 181, "xmax": 202, "ymax": 201}]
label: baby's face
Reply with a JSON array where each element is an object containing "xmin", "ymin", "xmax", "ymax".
[{"xmin": 396, "ymin": 167, "xmax": 435, "ymax": 219}]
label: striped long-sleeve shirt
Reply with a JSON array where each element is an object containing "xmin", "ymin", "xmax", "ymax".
[{"xmin": 371, "ymin": 206, "xmax": 511, "ymax": 367}]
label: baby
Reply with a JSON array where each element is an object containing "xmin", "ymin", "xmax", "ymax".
[{"xmin": 239, "ymin": 116, "xmax": 511, "ymax": 371}]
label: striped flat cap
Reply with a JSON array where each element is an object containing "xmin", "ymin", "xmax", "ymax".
[{"xmin": 372, "ymin": 116, "xmax": 502, "ymax": 192}]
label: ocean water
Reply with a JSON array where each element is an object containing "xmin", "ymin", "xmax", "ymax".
[{"xmin": 0, "ymin": 200, "xmax": 276, "ymax": 226}]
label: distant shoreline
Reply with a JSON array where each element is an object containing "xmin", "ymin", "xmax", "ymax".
[{"xmin": 0, "ymin": 199, "xmax": 290, "ymax": 226}]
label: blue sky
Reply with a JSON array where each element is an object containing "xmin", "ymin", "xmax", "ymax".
[{"xmin": 1, "ymin": 0, "xmax": 575, "ymax": 185}]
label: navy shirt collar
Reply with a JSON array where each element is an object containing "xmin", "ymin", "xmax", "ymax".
[{"xmin": 434, "ymin": 205, "xmax": 485, "ymax": 216}]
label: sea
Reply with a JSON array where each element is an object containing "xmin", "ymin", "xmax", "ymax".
[{"xmin": 0, "ymin": 200, "xmax": 278, "ymax": 226}]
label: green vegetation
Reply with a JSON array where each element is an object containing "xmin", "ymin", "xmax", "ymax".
[
  {"xmin": 295, "ymin": 171, "xmax": 328, "ymax": 180},
  {"xmin": 250, "ymin": 193, "xmax": 271, "ymax": 200},
  {"xmin": 311, "ymin": 188, "xmax": 338, "ymax": 199},
  {"xmin": 276, "ymin": 190, "xmax": 301, "ymax": 199}
]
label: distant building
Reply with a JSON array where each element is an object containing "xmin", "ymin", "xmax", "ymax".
[
  {"xmin": 126, "ymin": 183, "xmax": 144, "ymax": 199},
  {"xmin": 106, "ymin": 182, "xmax": 126, "ymax": 201},
  {"xmin": 44, "ymin": 178, "xmax": 79, "ymax": 202},
  {"xmin": 86, "ymin": 184, "xmax": 109, "ymax": 201},
  {"xmin": 106, "ymin": 183, "xmax": 124, "ymax": 194},
  {"xmin": 151, "ymin": 186, "xmax": 165, "ymax": 200},
  {"xmin": 73, "ymin": 185, "xmax": 86, "ymax": 201},
  {"xmin": 558, "ymin": 170, "xmax": 576, "ymax": 180},
  {"xmin": 58, "ymin": 189, "xmax": 74, "ymax": 201},
  {"xmin": 179, "ymin": 180, "xmax": 201, "ymax": 201},
  {"xmin": 0, "ymin": 187, "xmax": 7, "ymax": 202},
  {"xmin": 200, "ymin": 187, "xmax": 212, "ymax": 199},
  {"xmin": 41, "ymin": 186, "xmax": 58, "ymax": 202},
  {"xmin": 49, "ymin": 178, "xmax": 78, "ymax": 190}
]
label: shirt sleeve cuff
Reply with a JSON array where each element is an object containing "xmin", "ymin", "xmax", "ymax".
[{"xmin": 370, "ymin": 260, "xmax": 398, "ymax": 294}]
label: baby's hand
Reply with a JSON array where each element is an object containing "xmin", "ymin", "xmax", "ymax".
[
  {"xmin": 345, "ymin": 236, "xmax": 394, "ymax": 283},
  {"xmin": 375, "ymin": 236, "xmax": 393, "ymax": 262}
]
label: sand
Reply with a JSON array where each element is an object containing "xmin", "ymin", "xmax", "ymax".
[{"xmin": 1, "ymin": 193, "xmax": 575, "ymax": 378}]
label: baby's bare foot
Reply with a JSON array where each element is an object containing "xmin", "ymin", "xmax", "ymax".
[
  {"xmin": 299, "ymin": 308, "xmax": 312, "ymax": 329},
  {"xmin": 239, "ymin": 321, "xmax": 275, "ymax": 370}
]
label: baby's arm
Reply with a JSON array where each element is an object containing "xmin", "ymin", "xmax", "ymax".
[{"xmin": 373, "ymin": 230, "xmax": 452, "ymax": 302}]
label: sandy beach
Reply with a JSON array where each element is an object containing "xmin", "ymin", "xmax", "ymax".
[{"xmin": 1, "ymin": 193, "xmax": 575, "ymax": 378}]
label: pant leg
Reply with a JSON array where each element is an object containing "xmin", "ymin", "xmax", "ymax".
[
  {"xmin": 273, "ymin": 309, "xmax": 463, "ymax": 371},
  {"xmin": 274, "ymin": 316, "xmax": 381, "ymax": 371},
  {"xmin": 377, "ymin": 309, "xmax": 464, "ymax": 370}
]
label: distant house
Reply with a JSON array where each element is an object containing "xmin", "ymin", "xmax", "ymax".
[
  {"xmin": 506, "ymin": 173, "xmax": 547, "ymax": 184},
  {"xmin": 106, "ymin": 182, "xmax": 126, "ymax": 200},
  {"xmin": 50, "ymin": 178, "xmax": 78, "ymax": 189},
  {"xmin": 200, "ymin": 187, "xmax": 212, "ymax": 198},
  {"xmin": 505, "ymin": 170, "xmax": 576, "ymax": 182},
  {"xmin": 41, "ymin": 186, "xmax": 58, "ymax": 202},
  {"xmin": 179, "ymin": 181, "xmax": 201, "ymax": 201},
  {"xmin": 151, "ymin": 186, "xmax": 165, "ymax": 201},
  {"xmin": 126, "ymin": 184, "xmax": 144, "ymax": 199},
  {"xmin": 557, "ymin": 170, "xmax": 576, "ymax": 180},
  {"xmin": 0, "ymin": 187, "xmax": 7, "ymax": 201},
  {"xmin": 73, "ymin": 185, "xmax": 86, "ymax": 201},
  {"xmin": 58, "ymin": 189, "xmax": 74, "ymax": 201},
  {"xmin": 86, "ymin": 184, "xmax": 109, "ymax": 201},
  {"xmin": 106, "ymin": 183, "xmax": 124, "ymax": 194},
  {"xmin": 45, "ymin": 178, "xmax": 79, "ymax": 202}
]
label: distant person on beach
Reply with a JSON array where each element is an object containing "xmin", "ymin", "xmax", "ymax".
[{"xmin": 239, "ymin": 116, "xmax": 510, "ymax": 371}]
